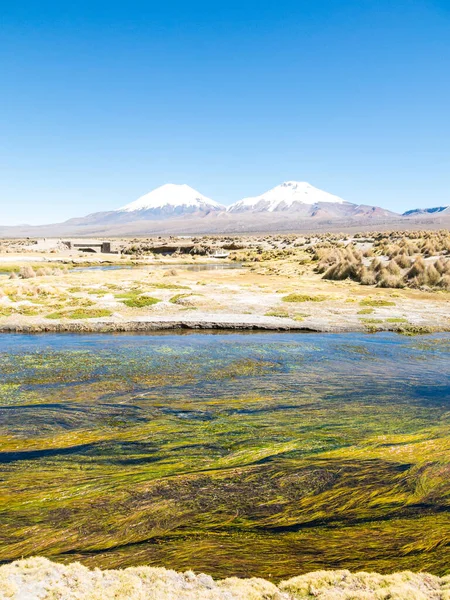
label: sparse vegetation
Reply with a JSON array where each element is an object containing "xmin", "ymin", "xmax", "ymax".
[
  {"xmin": 386, "ymin": 317, "xmax": 408, "ymax": 323},
  {"xmin": 122, "ymin": 295, "xmax": 160, "ymax": 308},
  {"xmin": 313, "ymin": 231, "xmax": 450, "ymax": 290},
  {"xmin": 282, "ymin": 293, "xmax": 327, "ymax": 302},
  {"xmin": 359, "ymin": 318, "xmax": 383, "ymax": 324},
  {"xmin": 0, "ymin": 230, "xmax": 449, "ymax": 331},
  {"xmin": 169, "ymin": 293, "xmax": 193, "ymax": 304},
  {"xmin": 46, "ymin": 308, "xmax": 113, "ymax": 319},
  {"xmin": 264, "ymin": 309, "xmax": 290, "ymax": 318},
  {"xmin": 360, "ymin": 298, "xmax": 396, "ymax": 307},
  {"xmin": 149, "ymin": 282, "xmax": 190, "ymax": 290}
]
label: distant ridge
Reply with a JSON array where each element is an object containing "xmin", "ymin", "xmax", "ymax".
[{"xmin": 403, "ymin": 206, "xmax": 450, "ymax": 217}]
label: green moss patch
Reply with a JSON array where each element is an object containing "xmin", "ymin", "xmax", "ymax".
[
  {"xmin": 282, "ymin": 293, "xmax": 327, "ymax": 303},
  {"xmin": 122, "ymin": 296, "xmax": 160, "ymax": 308},
  {"xmin": 46, "ymin": 308, "xmax": 113, "ymax": 319},
  {"xmin": 169, "ymin": 293, "xmax": 194, "ymax": 304},
  {"xmin": 386, "ymin": 318, "xmax": 408, "ymax": 323},
  {"xmin": 360, "ymin": 318, "xmax": 383, "ymax": 324},
  {"xmin": 264, "ymin": 310, "xmax": 290, "ymax": 318},
  {"xmin": 149, "ymin": 283, "xmax": 191, "ymax": 290},
  {"xmin": 360, "ymin": 298, "xmax": 396, "ymax": 307}
]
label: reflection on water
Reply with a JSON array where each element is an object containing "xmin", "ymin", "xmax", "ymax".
[
  {"xmin": 1, "ymin": 332, "xmax": 449, "ymax": 579},
  {"xmin": 157, "ymin": 262, "xmax": 243, "ymax": 271},
  {"xmin": 72, "ymin": 262, "xmax": 244, "ymax": 272}
]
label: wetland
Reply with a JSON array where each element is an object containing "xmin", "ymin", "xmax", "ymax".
[
  {"xmin": 1, "ymin": 331, "xmax": 450, "ymax": 581},
  {"xmin": 1, "ymin": 230, "xmax": 450, "ymax": 333}
]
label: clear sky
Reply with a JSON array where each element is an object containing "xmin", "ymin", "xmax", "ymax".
[{"xmin": 1, "ymin": 0, "xmax": 449, "ymax": 225}]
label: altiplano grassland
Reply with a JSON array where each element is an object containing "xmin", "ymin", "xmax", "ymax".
[
  {"xmin": 0, "ymin": 230, "xmax": 450, "ymax": 333},
  {"xmin": 0, "ymin": 332, "xmax": 449, "ymax": 583}
]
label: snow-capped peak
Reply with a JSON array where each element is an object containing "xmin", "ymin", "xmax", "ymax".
[
  {"xmin": 118, "ymin": 184, "xmax": 224, "ymax": 213},
  {"xmin": 228, "ymin": 181, "xmax": 347, "ymax": 213}
]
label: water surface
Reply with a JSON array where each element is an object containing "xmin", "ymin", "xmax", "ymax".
[
  {"xmin": 72, "ymin": 262, "xmax": 243, "ymax": 272},
  {"xmin": 1, "ymin": 332, "xmax": 449, "ymax": 579}
]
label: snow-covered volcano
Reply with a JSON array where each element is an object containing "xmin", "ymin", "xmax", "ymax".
[
  {"xmin": 0, "ymin": 180, "xmax": 404, "ymax": 237},
  {"xmin": 118, "ymin": 184, "xmax": 224, "ymax": 217},
  {"xmin": 228, "ymin": 181, "xmax": 347, "ymax": 213}
]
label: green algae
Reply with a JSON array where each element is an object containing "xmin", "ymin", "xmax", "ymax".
[
  {"xmin": 396, "ymin": 325, "xmax": 435, "ymax": 336},
  {"xmin": 0, "ymin": 332, "xmax": 449, "ymax": 581}
]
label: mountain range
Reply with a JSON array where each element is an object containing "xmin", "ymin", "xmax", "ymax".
[{"xmin": 1, "ymin": 182, "xmax": 449, "ymax": 237}]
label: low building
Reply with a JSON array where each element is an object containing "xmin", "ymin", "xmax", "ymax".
[{"xmin": 63, "ymin": 240, "xmax": 116, "ymax": 253}]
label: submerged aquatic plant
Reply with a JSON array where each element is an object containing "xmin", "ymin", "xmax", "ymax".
[{"xmin": 0, "ymin": 332, "xmax": 449, "ymax": 581}]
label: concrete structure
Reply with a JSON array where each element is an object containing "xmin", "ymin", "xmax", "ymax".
[{"xmin": 63, "ymin": 240, "xmax": 114, "ymax": 253}]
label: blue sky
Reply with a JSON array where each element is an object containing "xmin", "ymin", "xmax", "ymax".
[{"xmin": 1, "ymin": 0, "xmax": 449, "ymax": 224}]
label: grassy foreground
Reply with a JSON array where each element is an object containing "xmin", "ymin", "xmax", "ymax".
[{"xmin": 0, "ymin": 557, "xmax": 449, "ymax": 599}]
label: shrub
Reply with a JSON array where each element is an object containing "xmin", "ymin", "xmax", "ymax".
[
  {"xmin": 370, "ymin": 258, "xmax": 384, "ymax": 273},
  {"xmin": 394, "ymin": 253, "xmax": 411, "ymax": 269},
  {"xmin": 386, "ymin": 260, "xmax": 401, "ymax": 276},
  {"xmin": 358, "ymin": 267, "xmax": 376, "ymax": 286},
  {"xmin": 438, "ymin": 274, "xmax": 450, "ymax": 289},
  {"xmin": 19, "ymin": 266, "xmax": 36, "ymax": 279},
  {"xmin": 425, "ymin": 264, "xmax": 441, "ymax": 286},
  {"xmin": 406, "ymin": 257, "xmax": 426, "ymax": 280},
  {"xmin": 377, "ymin": 272, "xmax": 405, "ymax": 289},
  {"xmin": 434, "ymin": 258, "xmax": 447, "ymax": 274}
]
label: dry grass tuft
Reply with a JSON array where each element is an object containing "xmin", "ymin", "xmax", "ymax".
[{"xmin": 312, "ymin": 231, "xmax": 450, "ymax": 290}]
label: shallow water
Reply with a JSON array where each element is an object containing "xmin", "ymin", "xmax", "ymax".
[
  {"xmin": 1, "ymin": 332, "xmax": 449, "ymax": 578},
  {"xmin": 72, "ymin": 262, "xmax": 243, "ymax": 272}
]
